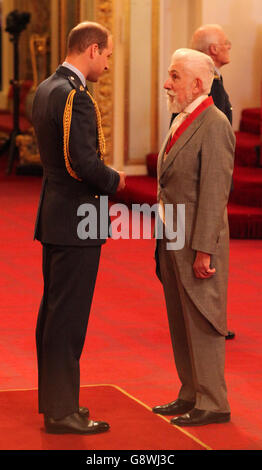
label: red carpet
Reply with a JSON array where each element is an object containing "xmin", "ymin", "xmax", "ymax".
[
  {"xmin": 0, "ymin": 156, "xmax": 262, "ymax": 450},
  {"xmin": 0, "ymin": 385, "xmax": 207, "ymax": 450}
]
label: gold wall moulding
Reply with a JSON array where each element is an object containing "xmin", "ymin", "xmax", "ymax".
[
  {"xmin": 94, "ymin": 0, "xmax": 114, "ymax": 165},
  {"xmin": 30, "ymin": 34, "xmax": 50, "ymax": 89},
  {"xmin": 58, "ymin": 0, "xmax": 81, "ymax": 63}
]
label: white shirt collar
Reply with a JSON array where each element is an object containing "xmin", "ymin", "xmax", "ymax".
[
  {"xmin": 214, "ymin": 66, "xmax": 221, "ymax": 77},
  {"xmin": 184, "ymin": 94, "xmax": 209, "ymax": 114},
  {"xmin": 62, "ymin": 61, "xmax": 86, "ymax": 87}
]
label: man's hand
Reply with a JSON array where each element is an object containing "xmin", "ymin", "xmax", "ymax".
[
  {"xmin": 117, "ymin": 171, "xmax": 126, "ymax": 191},
  {"xmin": 193, "ymin": 251, "xmax": 216, "ymax": 279}
]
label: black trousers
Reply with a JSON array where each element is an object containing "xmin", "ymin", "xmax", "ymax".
[{"xmin": 36, "ymin": 243, "xmax": 101, "ymax": 420}]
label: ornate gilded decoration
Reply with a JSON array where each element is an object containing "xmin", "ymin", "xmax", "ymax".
[
  {"xmin": 30, "ymin": 34, "xmax": 49, "ymax": 90},
  {"xmin": 15, "ymin": 31, "xmax": 50, "ymax": 167},
  {"xmin": 13, "ymin": 1, "xmax": 51, "ymax": 168},
  {"xmin": 16, "ymin": 128, "xmax": 40, "ymax": 165},
  {"xmin": 14, "ymin": 0, "xmax": 51, "ymax": 81},
  {"xmin": 94, "ymin": 0, "xmax": 114, "ymax": 165},
  {"xmin": 58, "ymin": 0, "xmax": 81, "ymax": 64}
]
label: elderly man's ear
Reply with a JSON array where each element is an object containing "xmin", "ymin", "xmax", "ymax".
[
  {"xmin": 209, "ymin": 43, "xmax": 218, "ymax": 57},
  {"xmin": 193, "ymin": 77, "xmax": 203, "ymax": 95}
]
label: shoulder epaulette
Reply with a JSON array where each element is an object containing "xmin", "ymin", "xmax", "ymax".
[
  {"xmin": 67, "ymin": 75, "xmax": 86, "ymax": 93},
  {"xmin": 67, "ymin": 75, "xmax": 79, "ymax": 90}
]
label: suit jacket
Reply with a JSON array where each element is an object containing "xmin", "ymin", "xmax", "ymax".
[
  {"xmin": 170, "ymin": 74, "xmax": 232, "ymax": 126},
  {"xmin": 32, "ymin": 65, "xmax": 120, "ymax": 246},
  {"xmin": 157, "ymin": 104, "xmax": 235, "ymax": 334},
  {"xmin": 211, "ymin": 75, "xmax": 232, "ymax": 124}
]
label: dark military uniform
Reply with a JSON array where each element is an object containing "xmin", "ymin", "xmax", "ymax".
[
  {"xmin": 210, "ymin": 73, "xmax": 232, "ymax": 124},
  {"xmin": 32, "ymin": 65, "xmax": 120, "ymax": 419}
]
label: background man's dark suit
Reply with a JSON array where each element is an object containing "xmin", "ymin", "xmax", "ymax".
[
  {"xmin": 32, "ymin": 65, "xmax": 120, "ymax": 420},
  {"xmin": 210, "ymin": 74, "xmax": 232, "ymax": 124}
]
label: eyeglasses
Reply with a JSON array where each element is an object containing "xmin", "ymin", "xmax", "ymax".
[{"xmin": 213, "ymin": 40, "xmax": 232, "ymax": 47}]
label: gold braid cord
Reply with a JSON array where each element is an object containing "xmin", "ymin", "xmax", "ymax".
[
  {"xmin": 86, "ymin": 90, "xmax": 106, "ymax": 160},
  {"xmin": 63, "ymin": 89, "xmax": 81, "ymax": 181},
  {"xmin": 63, "ymin": 89, "xmax": 106, "ymax": 181}
]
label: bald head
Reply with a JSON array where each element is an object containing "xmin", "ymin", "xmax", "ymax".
[{"xmin": 191, "ymin": 24, "xmax": 231, "ymax": 69}]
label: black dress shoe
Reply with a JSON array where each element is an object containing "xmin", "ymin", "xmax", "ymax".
[
  {"xmin": 79, "ymin": 407, "xmax": 89, "ymax": 418},
  {"xmin": 171, "ymin": 408, "xmax": 230, "ymax": 426},
  {"xmin": 44, "ymin": 412, "xmax": 110, "ymax": 435},
  {"xmin": 152, "ymin": 398, "xmax": 195, "ymax": 416},
  {"xmin": 226, "ymin": 330, "xmax": 235, "ymax": 340}
]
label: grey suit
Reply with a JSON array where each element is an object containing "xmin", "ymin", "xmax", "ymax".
[{"xmin": 157, "ymin": 103, "xmax": 235, "ymax": 412}]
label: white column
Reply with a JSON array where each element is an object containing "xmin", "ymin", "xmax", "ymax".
[{"xmin": 158, "ymin": 0, "xmax": 191, "ymax": 145}]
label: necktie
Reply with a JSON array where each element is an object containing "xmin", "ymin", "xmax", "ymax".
[
  {"xmin": 163, "ymin": 111, "xmax": 189, "ymax": 162},
  {"xmin": 159, "ymin": 111, "xmax": 189, "ymax": 223},
  {"xmin": 171, "ymin": 111, "xmax": 189, "ymax": 135}
]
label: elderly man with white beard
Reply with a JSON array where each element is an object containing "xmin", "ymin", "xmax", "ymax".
[{"xmin": 152, "ymin": 48, "xmax": 235, "ymax": 426}]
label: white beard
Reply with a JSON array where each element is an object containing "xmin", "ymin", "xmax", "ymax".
[{"xmin": 166, "ymin": 90, "xmax": 194, "ymax": 114}]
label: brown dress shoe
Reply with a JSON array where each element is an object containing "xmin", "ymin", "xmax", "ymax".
[
  {"xmin": 226, "ymin": 330, "xmax": 235, "ymax": 340},
  {"xmin": 152, "ymin": 398, "xmax": 195, "ymax": 416},
  {"xmin": 171, "ymin": 408, "xmax": 231, "ymax": 426},
  {"xmin": 44, "ymin": 412, "xmax": 110, "ymax": 435}
]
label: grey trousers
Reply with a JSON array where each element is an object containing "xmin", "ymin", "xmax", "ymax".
[{"xmin": 158, "ymin": 239, "xmax": 230, "ymax": 413}]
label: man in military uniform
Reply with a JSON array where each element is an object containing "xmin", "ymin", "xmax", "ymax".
[
  {"xmin": 33, "ymin": 21, "xmax": 125, "ymax": 435},
  {"xmin": 170, "ymin": 24, "xmax": 235, "ymax": 340}
]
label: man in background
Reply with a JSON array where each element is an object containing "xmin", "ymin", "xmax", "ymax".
[{"xmin": 191, "ymin": 24, "xmax": 232, "ymax": 124}]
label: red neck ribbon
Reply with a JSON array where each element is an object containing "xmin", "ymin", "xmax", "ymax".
[{"xmin": 165, "ymin": 96, "xmax": 214, "ymax": 155}]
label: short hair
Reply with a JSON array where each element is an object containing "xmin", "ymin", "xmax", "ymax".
[
  {"xmin": 171, "ymin": 48, "xmax": 215, "ymax": 94},
  {"xmin": 191, "ymin": 24, "xmax": 224, "ymax": 54},
  {"xmin": 67, "ymin": 21, "xmax": 110, "ymax": 54}
]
